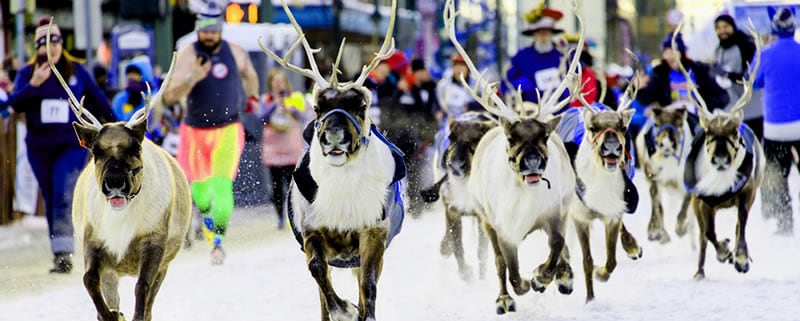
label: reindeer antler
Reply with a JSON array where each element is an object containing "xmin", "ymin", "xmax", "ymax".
[
  {"xmin": 45, "ymin": 18, "xmax": 102, "ymax": 130},
  {"xmin": 125, "ymin": 52, "xmax": 178, "ymax": 130},
  {"xmin": 672, "ymin": 21, "xmax": 710, "ymax": 117},
  {"xmin": 540, "ymin": 0, "xmax": 585, "ymax": 115},
  {"xmin": 341, "ymin": 0, "xmax": 397, "ymax": 91},
  {"xmin": 444, "ymin": 0, "xmax": 517, "ymax": 121},
  {"xmin": 257, "ymin": 0, "xmax": 329, "ymax": 89},
  {"xmin": 618, "ymin": 48, "xmax": 641, "ymax": 111},
  {"xmin": 730, "ymin": 20, "xmax": 761, "ymax": 114}
]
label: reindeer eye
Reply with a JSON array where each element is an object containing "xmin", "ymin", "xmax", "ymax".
[{"xmin": 589, "ymin": 126, "xmax": 597, "ymax": 132}]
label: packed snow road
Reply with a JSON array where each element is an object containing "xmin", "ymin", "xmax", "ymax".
[{"xmin": 1, "ymin": 174, "xmax": 799, "ymax": 321}]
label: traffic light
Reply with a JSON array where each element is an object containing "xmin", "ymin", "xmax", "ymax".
[{"xmin": 225, "ymin": 3, "xmax": 258, "ymax": 24}]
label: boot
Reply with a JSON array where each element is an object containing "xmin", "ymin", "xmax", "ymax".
[{"xmin": 49, "ymin": 252, "xmax": 73, "ymax": 274}]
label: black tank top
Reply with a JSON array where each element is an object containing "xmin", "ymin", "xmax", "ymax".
[{"xmin": 185, "ymin": 40, "xmax": 244, "ymax": 128}]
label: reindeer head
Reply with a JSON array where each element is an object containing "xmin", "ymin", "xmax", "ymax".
[
  {"xmin": 445, "ymin": 113, "xmax": 496, "ymax": 179},
  {"xmin": 445, "ymin": 0, "xmax": 582, "ymax": 186},
  {"xmin": 575, "ymin": 49, "xmax": 640, "ymax": 171},
  {"xmin": 44, "ymin": 19, "xmax": 177, "ymax": 210},
  {"xmin": 258, "ymin": 0, "xmax": 396, "ymax": 167},
  {"xmin": 650, "ymin": 104, "xmax": 688, "ymax": 158},
  {"xmin": 672, "ymin": 21, "xmax": 760, "ymax": 171}
]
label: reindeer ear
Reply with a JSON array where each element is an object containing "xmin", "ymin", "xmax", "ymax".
[
  {"xmin": 698, "ymin": 110, "xmax": 711, "ymax": 129},
  {"xmin": 651, "ymin": 106, "xmax": 664, "ymax": 117},
  {"xmin": 582, "ymin": 108, "xmax": 594, "ymax": 131},
  {"xmin": 546, "ymin": 115, "xmax": 563, "ymax": 133},
  {"xmin": 130, "ymin": 121, "xmax": 147, "ymax": 142},
  {"xmin": 621, "ymin": 109, "xmax": 636, "ymax": 129},
  {"xmin": 500, "ymin": 117, "xmax": 515, "ymax": 134},
  {"xmin": 480, "ymin": 120, "xmax": 496, "ymax": 133},
  {"xmin": 73, "ymin": 122, "xmax": 98, "ymax": 150},
  {"xmin": 732, "ymin": 109, "xmax": 744, "ymax": 125}
]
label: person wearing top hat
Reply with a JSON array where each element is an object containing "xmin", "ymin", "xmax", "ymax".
[
  {"xmin": 505, "ymin": 2, "xmax": 568, "ymax": 106},
  {"xmin": 161, "ymin": 3, "xmax": 260, "ymax": 265}
]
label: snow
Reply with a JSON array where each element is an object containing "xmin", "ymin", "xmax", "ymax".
[{"xmin": 1, "ymin": 173, "xmax": 799, "ymax": 321}]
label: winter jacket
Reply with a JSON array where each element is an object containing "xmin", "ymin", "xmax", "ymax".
[
  {"xmin": 753, "ymin": 36, "xmax": 800, "ymax": 141},
  {"xmin": 637, "ymin": 59, "xmax": 729, "ymax": 111},
  {"xmin": 111, "ymin": 56, "xmax": 158, "ymax": 121}
]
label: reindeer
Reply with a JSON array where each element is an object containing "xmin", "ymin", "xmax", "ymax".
[
  {"xmin": 445, "ymin": 0, "xmax": 584, "ymax": 314},
  {"xmin": 564, "ymin": 50, "xmax": 644, "ymax": 302},
  {"xmin": 423, "ymin": 111, "xmax": 495, "ymax": 281},
  {"xmin": 258, "ymin": 1, "xmax": 405, "ymax": 320},
  {"xmin": 636, "ymin": 101, "xmax": 695, "ymax": 244},
  {"xmin": 671, "ymin": 23, "xmax": 765, "ymax": 280},
  {"xmin": 44, "ymin": 23, "xmax": 192, "ymax": 321}
]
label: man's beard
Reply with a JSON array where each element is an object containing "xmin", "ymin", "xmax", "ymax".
[
  {"xmin": 534, "ymin": 41, "xmax": 553, "ymax": 53},
  {"xmin": 198, "ymin": 39, "xmax": 221, "ymax": 54},
  {"xmin": 718, "ymin": 33, "xmax": 736, "ymax": 48}
]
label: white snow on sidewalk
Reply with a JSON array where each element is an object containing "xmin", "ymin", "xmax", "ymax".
[{"xmin": 1, "ymin": 174, "xmax": 799, "ymax": 321}]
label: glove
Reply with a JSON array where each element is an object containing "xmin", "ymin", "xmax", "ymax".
[{"xmin": 244, "ymin": 95, "xmax": 259, "ymax": 114}]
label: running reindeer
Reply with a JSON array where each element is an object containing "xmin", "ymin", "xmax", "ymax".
[
  {"xmin": 636, "ymin": 99, "xmax": 695, "ymax": 244},
  {"xmin": 446, "ymin": 0, "xmax": 584, "ymax": 314},
  {"xmin": 423, "ymin": 111, "xmax": 495, "ymax": 282},
  {"xmin": 674, "ymin": 22, "xmax": 764, "ymax": 280},
  {"xmin": 259, "ymin": 1, "xmax": 406, "ymax": 320},
  {"xmin": 47, "ymin": 23, "xmax": 192, "ymax": 321},
  {"xmin": 562, "ymin": 50, "xmax": 643, "ymax": 302}
]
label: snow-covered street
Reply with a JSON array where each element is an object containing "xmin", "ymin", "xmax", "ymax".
[{"xmin": 1, "ymin": 173, "xmax": 799, "ymax": 321}]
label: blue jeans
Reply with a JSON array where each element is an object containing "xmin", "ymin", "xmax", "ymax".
[{"xmin": 27, "ymin": 145, "xmax": 88, "ymax": 254}]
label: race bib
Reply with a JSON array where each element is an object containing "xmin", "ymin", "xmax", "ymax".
[
  {"xmin": 40, "ymin": 99, "xmax": 70, "ymax": 124},
  {"xmin": 162, "ymin": 132, "xmax": 179, "ymax": 156},
  {"xmin": 534, "ymin": 67, "xmax": 561, "ymax": 93}
]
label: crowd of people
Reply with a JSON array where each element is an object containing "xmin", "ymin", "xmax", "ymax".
[{"xmin": 1, "ymin": 3, "xmax": 798, "ymax": 274}]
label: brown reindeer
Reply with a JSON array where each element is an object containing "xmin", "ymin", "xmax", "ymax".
[
  {"xmin": 259, "ymin": 1, "xmax": 405, "ymax": 320},
  {"xmin": 671, "ymin": 22, "xmax": 765, "ymax": 280},
  {"xmin": 44, "ymin": 21, "xmax": 192, "ymax": 321}
]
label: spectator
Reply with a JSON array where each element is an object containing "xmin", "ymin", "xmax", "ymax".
[
  {"xmin": 2, "ymin": 17, "xmax": 116, "ymax": 273},
  {"xmin": 259, "ymin": 69, "xmax": 312, "ymax": 229},
  {"xmin": 111, "ymin": 56, "xmax": 157, "ymax": 121},
  {"xmin": 92, "ymin": 64, "xmax": 117, "ymax": 101},
  {"xmin": 754, "ymin": 7, "xmax": 800, "ymax": 235}
]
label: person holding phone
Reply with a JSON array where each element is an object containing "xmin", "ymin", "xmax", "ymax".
[
  {"xmin": 2, "ymin": 17, "xmax": 116, "ymax": 273},
  {"xmin": 162, "ymin": 6, "xmax": 259, "ymax": 265}
]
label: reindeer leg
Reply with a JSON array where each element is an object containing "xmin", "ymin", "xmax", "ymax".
[
  {"xmin": 445, "ymin": 207, "xmax": 473, "ymax": 281},
  {"xmin": 439, "ymin": 202, "xmax": 455, "ymax": 257},
  {"xmin": 620, "ymin": 222, "xmax": 643, "ymax": 260},
  {"xmin": 305, "ymin": 230, "xmax": 357, "ymax": 321},
  {"xmin": 318, "ymin": 289, "xmax": 331, "ymax": 321},
  {"xmin": 734, "ymin": 195, "xmax": 753, "ymax": 274},
  {"xmin": 702, "ymin": 205, "xmax": 732, "ymax": 265},
  {"xmin": 532, "ymin": 219, "xmax": 565, "ymax": 293},
  {"xmin": 482, "ymin": 222, "xmax": 515, "ymax": 314},
  {"xmin": 573, "ymin": 220, "xmax": 594, "ymax": 302},
  {"xmin": 477, "ymin": 216, "xmax": 489, "ymax": 280},
  {"xmin": 100, "ymin": 270, "xmax": 120, "ymax": 312},
  {"xmin": 358, "ymin": 226, "xmax": 387, "ymax": 321},
  {"xmin": 694, "ymin": 197, "xmax": 708, "ymax": 280},
  {"xmin": 143, "ymin": 269, "xmax": 168, "ymax": 321},
  {"xmin": 133, "ymin": 241, "xmax": 165, "ymax": 321},
  {"xmin": 83, "ymin": 243, "xmax": 124, "ymax": 321},
  {"xmin": 595, "ymin": 219, "xmax": 621, "ymax": 282},
  {"xmin": 499, "ymin": 238, "xmax": 530, "ymax": 296},
  {"xmin": 647, "ymin": 182, "xmax": 670, "ymax": 243},
  {"xmin": 675, "ymin": 193, "xmax": 692, "ymax": 237}
]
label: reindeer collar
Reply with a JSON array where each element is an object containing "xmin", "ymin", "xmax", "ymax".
[{"xmin": 315, "ymin": 108, "xmax": 371, "ymax": 152}]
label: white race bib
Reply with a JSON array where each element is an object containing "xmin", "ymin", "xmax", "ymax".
[
  {"xmin": 534, "ymin": 67, "xmax": 561, "ymax": 93},
  {"xmin": 40, "ymin": 99, "xmax": 70, "ymax": 124}
]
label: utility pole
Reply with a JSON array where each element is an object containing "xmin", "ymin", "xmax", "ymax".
[
  {"xmin": 85, "ymin": 0, "xmax": 94, "ymax": 68},
  {"xmin": 16, "ymin": 0, "xmax": 25, "ymax": 65}
]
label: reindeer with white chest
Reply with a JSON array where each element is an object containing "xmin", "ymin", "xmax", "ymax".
[
  {"xmin": 636, "ymin": 101, "xmax": 694, "ymax": 244},
  {"xmin": 671, "ymin": 23, "xmax": 765, "ymax": 280},
  {"xmin": 446, "ymin": 0, "xmax": 583, "ymax": 314},
  {"xmin": 565, "ymin": 52, "xmax": 644, "ymax": 302},
  {"xmin": 259, "ymin": 1, "xmax": 405, "ymax": 320},
  {"xmin": 45, "ymin": 24, "xmax": 192, "ymax": 321}
]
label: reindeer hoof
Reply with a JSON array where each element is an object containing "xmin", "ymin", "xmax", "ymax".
[
  {"xmin": 594, "ymin": 266, "xmax": 611, "ymax": 282},
  {"xmin": 675, "ymin": 221, "xmax": 689, "ymax": 237},
  {"xmin": 628, "ymin": 246, "xmax": 643, "ymax": 260},
  {"xmin": 693, "ymin": 271, "xmax": 705, "ymax": 281},
  {"xmin": 458, "ymin": 265, "xmax": 475, "ymax": 282},
  {"xmin": 329, "ymin": 301, "xmax": 359, "ymax": 321},
  {"xmin": 716, "ymin": 239, "xmax": 732, "ymax": 264},
  {"xmin": 648, "ymin": 229, "xmax": 670, "ymax": 244},
  {"xmin": 101, "ymin": 310, "xmax": 126, "ymax": 321},
  {"xmin": 439, "ymin": 238, "xmax": 454, "ymax": 257},
  {"xmin": 556, "ymin": 265, "xmax": 574, "ymax": 295},
  {"xmin": 558, "ymin": 283, "xmax": 574, "ymax": 295},
  {"xmin": 495, "ymin": 295, "xmax": 516, "ymax": 315},
  {"xmin": 734, "ymin": 253, "xmax": 750, "ymax": 273}
]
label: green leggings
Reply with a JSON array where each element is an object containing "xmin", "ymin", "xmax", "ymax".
[{"xmin": 192, "ymin": 176, "xmax": 234, "ymax": 246}]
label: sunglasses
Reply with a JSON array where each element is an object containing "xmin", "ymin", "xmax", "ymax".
[{"xmin": 35, "ymin": 35, "xmax": 63, "ymax": 49}]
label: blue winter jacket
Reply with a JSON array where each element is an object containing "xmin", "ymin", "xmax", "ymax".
[{"xmin": 753, "ymin": 36, "xmax": 800, "ymax": 126}]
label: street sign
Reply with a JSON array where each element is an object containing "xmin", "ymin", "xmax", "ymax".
[{"xmin": 110, "ymin": 25, "xmax": 155, "ymax": 88}]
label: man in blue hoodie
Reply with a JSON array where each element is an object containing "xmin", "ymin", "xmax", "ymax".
[
  {"xmin": 754, "ymin": 7, "xmax": 800, "ymax": 235},
  {"xmin": 111, "ymin": 56, "xmax": 157, "ymax": 121}
]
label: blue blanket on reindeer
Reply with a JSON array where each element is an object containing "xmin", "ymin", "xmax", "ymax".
[
  {"xmin": 287, "ymin": 122, "xmax": 407, "ymax": 268},
  {"xmin": 556, "ymin": 105, "xmax": 639, "ymax": 214}
]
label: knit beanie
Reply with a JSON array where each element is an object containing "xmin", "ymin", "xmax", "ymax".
[{"xmin": 771, "ymin": 7, "xmax": 796, "ymax": 37}]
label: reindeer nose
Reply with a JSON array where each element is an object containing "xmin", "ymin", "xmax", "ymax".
[
  {"xmin": 104, "ymin": 175, "xmax": 127, "ymax": 191},
  {"xmin": 321, "ymin": 128, "xmax": 347, "ymax": 146},
  {"xmin": 524, "ymin": 155, "xmax": 543, "ymax": 171},
  {"xmin": 602, "ymin": 136, "xmax": 622, "ymax": 155},
  {"xmin": 711, "ymin": 155, "xmax": 730, "ymax": 166}
]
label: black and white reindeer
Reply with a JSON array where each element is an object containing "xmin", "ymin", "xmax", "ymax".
[
  {"xmin": 563, "ymin": 51, "xmax": 643, "ymax": 302},
  {"xmin": 635, "ymin": 100, "xmax": 695, "ymax": 244},
  {"xmin": 425, "ymin": 110, "xmax": 495, "ymax": 281},
  {"xmin": 673, "ymin": 23, "xmax": 765, "ymax": 280},
  {"xmin": 258, "ymin": 1, "xmax": 406, "ymax": 320},
  {"xmin": 446, "ymin": 0, "xmax": 584, "ymax": 314}
]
